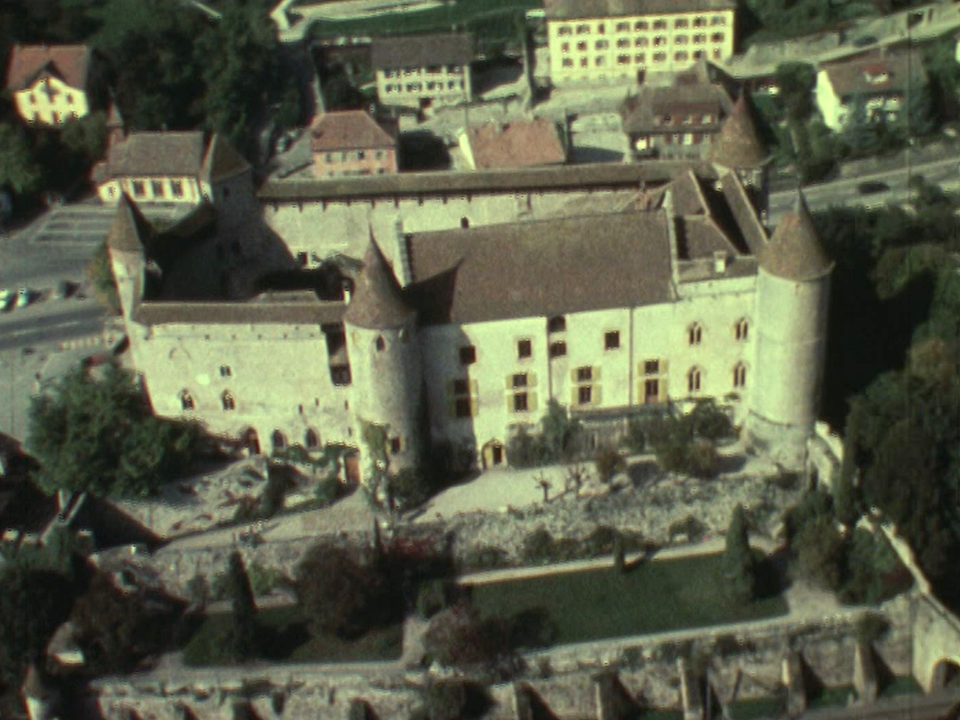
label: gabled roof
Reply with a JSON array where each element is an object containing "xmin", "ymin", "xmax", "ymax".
[
  {"xmin": 757, "ymin": 192, "xmax": 832, "ymax": 281},
  {"xmin": 406, "ymin": 212, "xmax": 673, "ymax": 325},
  {"xmin": 6, "ymin": 44, "xmax": 92, "ymax": 91},
  {"xmin": 818, "ymin": 51, "xmax": 925, "ymax": 99},
  {"xmin": 106, "ymin": 102, "xmax": 123, "ymax": 128},
  {"xmin": 621, "ymin": 83, "xmax": 730, "ymax": 134},
  {"xmin": 201, "ymin": 133, "xmax": 250, "ymax": 183},
  {"xmin": 709, "ymin": 94, "xmax": 769, "ymax": 169},
  {"xmin": 101, "ymin": 131, "xmax": 207, "ymax": 178},
  {"xmin": 463, "ymin": 118, "xmax": 566, "ymax": 170},
  {"xmin": 343, "ymin": 239, "xmax": 414, "ymax": 329},
  {"xmin": 107, "ymin": 194, "xmax": 153, "ymax": 255},
  {"xmin": 309, "ymin": 111, "xmax": 398, "ymax": 152},
  {"xmin": 544, "ymin": 0, "xmax": 735, "ymax": 20},
  {"xmin": 370, "ymin": 33, "xmax": 473, "ymax": 70}
]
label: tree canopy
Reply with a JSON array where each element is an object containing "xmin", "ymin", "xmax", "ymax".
[
  {"xmin": 0, "ymin": 123, "xmax": 44, "ymax": 196},
  {"xmin": 27, "ymin": 364, "xmax": 205, "ymax": 498}
]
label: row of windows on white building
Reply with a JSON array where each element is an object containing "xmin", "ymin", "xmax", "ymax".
[
  {"xmin": 561, "ymin": 48, "xmax": 722, "ymax": 68},
  {"xmin": 555, "ymin": 15, "xmax": 728, "ymax": 35},
  {"xmin": 383, "ymin": 80, "xmax": 464, "ymax": 94}
]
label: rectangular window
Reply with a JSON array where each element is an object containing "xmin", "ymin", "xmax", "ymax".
[
  {"xmin": 675, "ymin": 51, "xmax": 688, "ymax": 61},
  {"xmin": 151, "ymin": 180, "xmax": 164, "ymax": 197},
  {"xmin": 562, "ymin": 42, "xmax": 571, "ymax": 52},
  {"xmin": 171, "ymin": 179, "xmax": 183, "ymax": 197},
  {"xmin": 577, "ymin": 41, "xmax": 587, "ymax": 51},
  {"xmin": 331, "ymin": 365, "xmax": 352, "ymax": 386},
  {"xmin": 558, "ymin": 25, "xmax": 572, "ymax": 35},
  {"xmin": 675, "ymin": 18, "xmax": 689, "ymax": 28},
  {"xmin": 616, "ymin": 21, "xmax": 630, "ymax": 32},
  {"xmin": 512, "ymin": 373, "xmax": 528, "ymax": 389},
  {"xmin": 562, "ymin": 58, "xmax": 573, "ymax": 68},
  {"xmin": 357, "ymin": 150, "xmax": 366, "ymax": 160},
  {"xmin": 618, "ymin": 54, "xmax": 630, "ymax": 65},
  {"xmin": 549, "ymin": 341, "xmax": 567, "ymax": 358},
  {"xmin": 513, "ymin": 392, "xmax": 529, "ymax": 412},
  {"xmin": 577, "ymin": 366, "xmax": 593, "ymax": 382},
  {"xmin": 653, "ymin": 19, "xmax": 667, "ymax": 29},
  {"xmin": 653, "ymin": 52, "xmax": 666, "ymax": 62},
  {"xmin": 635, "ymin": 53, "xmax": 645, "ymax": 63},
  {"xmin": 635, "ymin": 37, "xmax": 648, "ymax": 47},
  {"xmin": 617, "ymin": 38, "xmax": 630, "ymax": 48},
  {"xmin": 674, "ymin": 35, "xmax": 687, "ymax": 44},
  {"xmin": 131, "ymin": 180, "xmax": 145, "ymax": 197},
  {"xmin": 711, "ymin": 32, "xmax": 725, "ymax": 42},
  {"xmin": 390, "ymin": 437, "xmax": 402, "ymax": 453},
  {"xmin": 578, "ymin": 385, "xmax": 593, "ymax": 405},
  {"xmin": 220, "ymin": 365, "xmax": 232, "ymax": 377},
  {"xmin": 634, "ymin": 20, "xmax": 648, "ymax": 30},
  {"xmin": 460, "ymin": 345, "xmax": 477, "ymax": 365},
  {"xmin": 694, "ymin": 16, "xmax": 707, "ymax": 27},
  {"xmin": 595, "ymin": 39, "xmax": 609, "ymax": 49},
  {"xmin": 644, "ymin": 359, "xmax": 660, "ymax": 375},
  {"xmin": 455, "ymin": 397, "xmax": 473, "ymax": 418},
  {"xmin": 644, "ymin": 378, "xmax": 659, "ymax": 403},
  {"xmin": 711, "ymin": 14, "xmax": 727, "ymax": 25},
  {"xmin": 517, "ymin": 339, "xmax": 532, "ymax": 359},
  {"xmin": 453, "ymin": 378, "xmax": 470, "ymax": 395},
  {"xmin": 605, "ymin": 331, "xmax": 620, "ymax": 350},
  {"xmin": 576, "ymin": 24, "xmax": 590, "ymax": 34}
]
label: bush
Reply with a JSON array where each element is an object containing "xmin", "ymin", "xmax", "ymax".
[
  {"xmin": 416, "ymin": 579, "xmax": 449, "ymax": 620},
  {"xmin": 185, "ymin": 575, "xmax": 210, "ymax": 608},
  {"xmin": 463, "ymin": 545, "xmax": 510, "ymax": 571},
  {"xmin": 686, "ymin": 439, "xmax": 719, "ymax": 479},
  {"xmin": 668, "ymin": 516, "xmax": 707, "ymax": 543},
  {"xmin": 793, "ymin": 516, "xmax": 846, "ymax": 591},
  {"xmin": 841, "ymin": 529, "xmax": 912, "ymax": 605},
  {"xmin": 595, "ymin": 445, "xmax": 626, "ymax": 483},
  {"xmin": 583, "ymin": 526, "xmax": 619, "ymax": 557},
  {"xmin": 721, "ymin": 506, "xmax": 755, "ymax": 604},
  {"xmin": 521, "ymin": 527, "xmax": 555, "ymax": 565},
  {"xmin": 423, "ymin": 602, "xmax": 511, "ymax": 670}
]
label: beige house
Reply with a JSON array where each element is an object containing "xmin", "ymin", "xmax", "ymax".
[
  {"xmin": 815, "ymin": 52, "xmax": 927, "ymax": 132},
  {"xmin": 93, "ymin": 131, "xmax": 251, "ymax": 207},
  {"xmin": 5, "ymin": 44, "xmax": 105, "ymax": 126},
  {"xmin": 458, "ymin": 118, "xmax": 567, "ymax": 170},
  {"xmin": 371, "ymin": 33, "xmax": 473, "ymax": 110},
  {"xmin": 544, "ymin": 0, "xmax": 736, "ymax": 85},
  {"xmin": 309, "ymin": 110, "xmax": 399, "ymax": 178}
]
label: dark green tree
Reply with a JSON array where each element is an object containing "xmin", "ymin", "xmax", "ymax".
[
  {"xmin": 226, "ymin": 552, "xmax": 258, "ymax": 662},
  {"xmin": 721, "ymin": 505, "xmax": 755, "ymax": 603},
  {"xmin": 774, "ymin": 62, "xmax": 816, "ymax": 121},
  {"xmin": 60, "ymin": 110, "xmax": 108, "ymax": 165},
  {"xmin": 0, "ymin": 123, "xmax": 43, "ymax": 196},
  {"xmin": 27, "ymin": 364, "xmax": 204, "ymax": 497}
]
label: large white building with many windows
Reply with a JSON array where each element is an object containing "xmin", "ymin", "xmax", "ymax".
[{"xmin": 544, "ymin": 0, "xmax": 736, "ymax": 85}]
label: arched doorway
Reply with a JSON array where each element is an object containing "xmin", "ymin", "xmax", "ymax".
[
  {"xmin": 931, "ymin": 659, "xmax": 960, "ymax": 689},
  {"xmin": 481, "ymin": 440, "xmax": 505, "ymax": 470},
  {"xmin": 242, "ymin": 428, "xmax": 260, "ymax": 456}
]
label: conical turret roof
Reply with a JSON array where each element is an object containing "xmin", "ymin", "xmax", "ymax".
[
  {"xmin": 106, "ymin": 193, "xmax": 152, "ymax": 255},
  {"xmin": 710, "ymin": 93, "xmax": 769, "ymax": 169},
  {"xmin": 343, "ymin": 238, "xmax": 415, "ymax": 330},
  {"xmin": 757, "ymin": 192, "xmax": 833, "ymax": 281},
  {"xmin": 201, "ymin": 133, "xmax": 250, "ymax": 184}
]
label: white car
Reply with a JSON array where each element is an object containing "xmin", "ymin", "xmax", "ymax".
[
  {"xmin": 0, "ymin": 289, "xmax": 12, "ymax": 311},
  {"xmin": 15, "ymin": 288, "xmax": 30, "ymax": 308}
]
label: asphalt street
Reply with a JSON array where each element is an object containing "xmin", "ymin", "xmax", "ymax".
[{"xmin": 0, "ymin": 305, "xmax": 108, "ymax": 352}]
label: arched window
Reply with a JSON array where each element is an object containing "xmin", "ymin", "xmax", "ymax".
[
  {"xmin": 733, "ymin": 362, "xmax": 747, "ymax": 388},
  {"xmin": 735, "ymin": 318, "xmax": 749, "ymax": 341},
  {"xmin": 180, "ymin": 390, "xmax": 195, "ymax": 410},
  {"xmin": 219, "ymin": 364, "xmax": 232, "ymax": 377},
  {"xmin": 688, "ymin": 322, "xmax": 703, "ymax": 346},
  {"xmin": 271, "ymin": 430, "xmax": 287, "ymax": 450},
  {"xmin": 375, "ymin": 336, "xmax": 385, "ymax": 352},
  {"xmin": 305, "ymin": 428, "xmax": 320, "ymax": 450},
  {"xmin": 548, "ymin": 315, "xmax": 566, "ymax": 333},
  {"xmin": 222, "ymin": 391, "xmax": 235, "ymax": 411},
  {"xmin": 687, "ymin": 366, "xmax": 702, "ymax": 393}
]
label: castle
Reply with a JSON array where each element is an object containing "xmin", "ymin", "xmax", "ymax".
[{"xmin": 106, "ymin": 97, "xmax": 833, "ymax": 481}]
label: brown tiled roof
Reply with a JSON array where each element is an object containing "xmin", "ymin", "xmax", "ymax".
[
  {"xmin": 719, "ymin": 172, "xmax": 767, "ymax": 254},
  {"xmin": 201, "ymin": 133, "xmax": 250, "ymax": 183},
  {"xmin": 544, "ymin": 0, "xmax": 735, "ymax": 20},
  {"xmin": 621, "ymin": 84, "xmax": 730, "ymax": 135},
  {"xmin": 370, "ymin": 33, "xmax": 473, "ymax": 70},
  {"xmin": 819, "ymin": 51, "xmax": 925, "ymax": 100},
  {"xmin": 464, "ymin": 119, "xmax": 566, "ymax": 170},
  {"xmin": 309, "ymin": 111, "xmax": 398, "ymax": 152},
  {"xmin": 709, "ymin": 94, "xmax": 769, "ymax": 169},
  {"xmin": 107, "ymin": 194, "xmax": 153, "ymax": 254},
  {"xmin": 5, "ymin": 44, "xmax": 92, "ymax": 90},
  {"xmin": 676, "ymin": 216, "xmax": 738, "ymax": 260},
  {"xmin": 260, "ymin": 160, "xmax": 716, "ymax": 200},
  {"xmin": 343, "ymin": 240, "xmax": 415, "ymax": 329},
  {"xmin": 133, "ymin": 297, "xmax": 347, "ymax": 326},
  {"xmin": 407, "ymin": 212, "xmax": 673, "ymax": 325},
  {"xmin": 101, "ymin": 131, "xmax": 206, "ymax": 178},
  {"xmin": 757, "ymin": 193, "xmax": 832, "ymax": 281}
]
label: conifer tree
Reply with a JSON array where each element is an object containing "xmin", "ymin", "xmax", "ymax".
[
  {"xmin": 721, "ymin": 506, "xmax": 755, "ymax": 604},
  {"xmin": 226, "ymin": 551, "xmax": 258, "ymax": 662}
]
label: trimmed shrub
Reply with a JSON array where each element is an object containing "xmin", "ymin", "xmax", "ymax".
[
  {"xmin": 595, "ymin": 445, "xmax": 626, "ymax": 483},
  {"xmin": 521, "ymin": 527, "xmax": 555, "ymax": 565},
  {"xmin": 721, "ymin": 506, "xmax": 755, "ymax": 604},
  {"xmin": 668, "ymin": 516, "xmax": 707, "ymax": 543}
]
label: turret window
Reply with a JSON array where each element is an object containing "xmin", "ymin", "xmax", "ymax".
[
  {"xmin": 688, "ymin": 322, "xmax": 703, "ymax": 345},
  {"xmin": 459, "ymin": 345, "xmax": 477, "ymax": 365},
  {"xmin": 733, "ymin": 362, "xmax": 747, "ymax": 388},
  {"xmin": 688, "ymin": 367, "xmax": 702, "ymax": 393},
  {"xmin": 220, "ymin": 365, "xmax": 232, "ymax": 377},
  {"xmin": 604, "ymin": 331, "xmax": 620, "ymax": 350},
  {"xmin": 548, "ymin": 315, "xmax": 566, "ymax": 333},
  {"xmin": 180, "ymin": 390, "xmax": 195, "ymax": 410},
  {"xmin": 517, "ymin": 339, "xmax": 532, "ymax": 360},
  {"xmin": 305, "ymin": 429, "xmax": 321, "ymax": 449},
  {"xmin": 375, "ymin": 336, "xmax": 386, "ymax": 352},
  {"xmin": 735, "ymin": 318, "xmax": 749, "ymax": 341},
  {"xmin": 222, "ymin": 391, "xmax": 235, "ymax": 411}
]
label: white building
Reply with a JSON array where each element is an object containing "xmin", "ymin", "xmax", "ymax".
[{"xmin": 5, "ymin": 44, "xmax": 106, "ymax": 126}]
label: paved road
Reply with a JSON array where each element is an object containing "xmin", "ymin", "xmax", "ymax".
[{"xmin": 0, "ymin": 305, "xmax": 108, "ymax": 352}]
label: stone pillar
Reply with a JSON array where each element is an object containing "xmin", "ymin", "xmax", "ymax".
[
  {"xmin": 782, "ymin": 651, "xmax": 807, "ymax": 716},
  {"xmin": 853, "ymin": 643, "xmax": 878, "ymax": 704}
]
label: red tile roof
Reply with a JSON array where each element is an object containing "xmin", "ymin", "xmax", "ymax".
[
  {"xmin": 6, "ymin": 44, "xmax": 92, "ymax": 91},
  {"xmin": 709, "ymin": 94, "xmax": 769, "ymax": 169},
  {"xmin": 309, "ymin": 111, "xmax": 398, "ymax": 152},
  {"xmin": 819, "ymin": 52, "xmax": 924, "ymax": 99},
  {"xmin": 463, "ymin": 118, "xmax": 566, "ymax": 170}
]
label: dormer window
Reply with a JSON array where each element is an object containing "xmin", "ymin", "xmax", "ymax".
[{"xmin": 220, "ymin": 365, "xmax": 232, "ymax": 377}]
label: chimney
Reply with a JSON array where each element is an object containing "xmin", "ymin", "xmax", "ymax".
[{"xmin": 713, "ymin": 251, "xmax": 728, "ymax": 274}]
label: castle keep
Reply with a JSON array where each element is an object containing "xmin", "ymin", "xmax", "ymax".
[{"xmin": 107, "ymin": 99, "xmax": 832, "ymax": 478}]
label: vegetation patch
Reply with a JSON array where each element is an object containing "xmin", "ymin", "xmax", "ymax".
[{"xmin": 468, "ymin": 553, "xmax": 788, "ymax": 647}]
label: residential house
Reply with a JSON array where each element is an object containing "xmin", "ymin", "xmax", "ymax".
[
  {"xmin": 5, "ymin": 44, "xmax": 106, "ymax": 126},
  {"xmin": 371, "ymin": 33, "xmax": 473, "ymax": 110},
  {"xmin": 621, "ymin": 63, "xmax": 733, "ymax": 159},
  {"xmin": 815, "ymin": 51, "xmax": 926, "ymax": 132},
  {"xmin": 458, "ymin": 118, "xmax": 567, "ymax": 170},
  {"xmin": 544, "ymin": 0, "xmax": 736, "ymax": 85},
  {"xmin": 92, "ymin": 131, "xmax": 251, "ymax": 208},
  {"xmin": 309, "ymin": 110, "xmax": 399, "ymax": 178}
]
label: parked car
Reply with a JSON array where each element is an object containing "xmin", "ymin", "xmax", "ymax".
[
  {"xmin": 54, "ymin": 280, "xmax": 74, "ymax": 300},
  {"xmin": 0, "ymin": 289, "xmax": 13, "ymax": 311},
  {"xmin": 857, "ymin": 181, "xmax": 889, "ymax": 195},
  {"xmin": 15, "ymin": 287, "xmax": 31, "ymax": 308}
]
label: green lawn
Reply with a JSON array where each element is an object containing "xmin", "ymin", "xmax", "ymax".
[
  {"xmin": 307, "ymin": 0, "xmax": 539, "ymax": 40},
  {"xmin": 468, "ymin": 553, "xmax": 789, "ymax": 647},
  {"xmin": 726, "ymin": 696, "xmax": 785, "ymax": 719},
  {"xmin": 182, "ymin": 605, "xmax": 403, "ymax": 667},
  {"xmin": 807, "ymin": 686, "xmax": 855, "ymax": 711},
  {"xmin": 880, "ymin": 676, "xmax": 923, "ymax": 698}
]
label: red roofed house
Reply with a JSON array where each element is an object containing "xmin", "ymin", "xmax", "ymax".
[
  {"xmin": 309, "ymin": 110, "xmax": 399, "ymax": 178},
  {"xmin": 5, "ymin": 44, "xmax": 106, "ymax": 127},
  {"xmin": 458, "ymin": 118, "xmax": 567, "ymax": 170}
]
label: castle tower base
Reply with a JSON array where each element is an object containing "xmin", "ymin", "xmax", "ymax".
[{"xmin": 745, "ymin": 411, "xmax": 811, "ymax": 472}]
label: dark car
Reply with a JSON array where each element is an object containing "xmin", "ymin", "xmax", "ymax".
[
  {"xmin": 857, "ymin": 181, "xmax": 889, "ymax": 195},
  {"xmin": 853, "ymin": 35, "xmax": 877, "ymax": 47}
]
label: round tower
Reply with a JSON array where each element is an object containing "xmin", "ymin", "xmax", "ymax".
[
  {"xmin": 710, "ymin": 93, "xmax": 772, "ymax": 222},
  {"xmin": 746, "ymin": 192, "xmax": 833, "ymax": 470},
  {"xmin": 343, "ymin": 239, "xmax": 422, "ymax": 482}
]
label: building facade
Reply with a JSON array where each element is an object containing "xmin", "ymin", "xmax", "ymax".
[
  {"xmin": 458, "ymin": 118, "xmax": 567, "ymax": 171},
  {"xmin": 371, "ymin": 33, "xmax": 473, "ymax": 110},
  {"xmin": 5, "ymin": 45, "xmax": 105, "ymax": 126},
  {"xmin": 544, "ymin": 0, "xmax": 736, "ymax": 85},
  {"xmin": 309, "ymin": 110, "xmax": 399, "ymax": 178}
]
